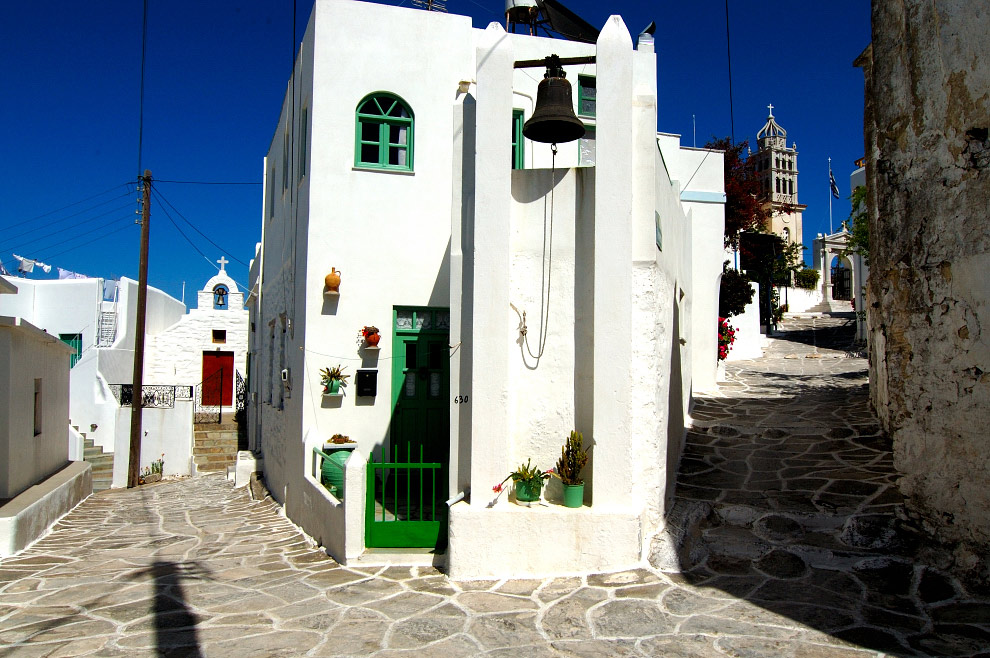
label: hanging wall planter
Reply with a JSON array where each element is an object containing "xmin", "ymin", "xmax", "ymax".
[
  {"xmin": 360, "ymin": 326, "xmax": 381, "ymax": 349},
  {"xmin": 320, "ymin": 365, "xmax": 349, "ymax": 397}
]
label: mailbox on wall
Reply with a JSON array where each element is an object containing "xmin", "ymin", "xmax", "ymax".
[{"xmin": 356, "ymin": 369, "xmax": 377, "ymax": 397}]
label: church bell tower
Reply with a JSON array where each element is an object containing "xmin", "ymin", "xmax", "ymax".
[{"xmin": 752, "ymin": 104, "xmax": 806, "ymax": 247}]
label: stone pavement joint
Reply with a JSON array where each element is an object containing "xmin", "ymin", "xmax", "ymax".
[{"xmin": 1, "ymin": 317, "xmax": 988, "ymax": 657}]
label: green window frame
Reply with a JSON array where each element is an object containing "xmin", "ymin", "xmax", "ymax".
[
  {"xmin": 512, "ymin": 109, "xmax": 524, "ymax": 169},
  {"xmin": 355, "ymin": 93, "xmax": 414, "ymax": 172},
  {"xmin": 578, "ymin": 75, "xmax": 596, "ymax": 118},
  {"xmin": 59, "ymin": 333, "xmax": 82, "ymax": 368}
]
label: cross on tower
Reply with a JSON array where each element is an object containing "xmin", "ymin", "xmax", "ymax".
[
  {"xmin": 217, "ymin": 256, "xmax": 228, "ymax": 272},
  {"xmin": 767, "ymin": 102, "xmax": 774, "ymax": 117}
]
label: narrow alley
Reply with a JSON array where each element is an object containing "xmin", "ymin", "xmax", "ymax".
[{"xmin": 0, "ymin": 318, "xmax": 987, "ymax": 657}]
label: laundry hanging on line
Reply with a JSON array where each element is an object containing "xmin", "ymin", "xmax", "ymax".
[{"xmin": 58, "ymin": 267, "xmax": 89, "ymax": 280}]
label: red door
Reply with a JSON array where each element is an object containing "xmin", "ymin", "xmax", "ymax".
[{"xmin": 202, "ymin": 352, "xmax": 234, "ymax": 406}]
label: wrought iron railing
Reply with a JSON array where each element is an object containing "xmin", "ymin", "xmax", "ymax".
[
  {"xmin": 108, "ymin": 384, "xmax": 176, "ymax": 409},
  {"xmin": 193, "ymin": 368, "xmax": 246, "ymax": 424},
  {"xmin": 194, "ymin": 368, "xmax": 224, "ymax": 424},
  {"xmin": 235, "ymin": 370, "xmax": 246, "ymax": 412}
]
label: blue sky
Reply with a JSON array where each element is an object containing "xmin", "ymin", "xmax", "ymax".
[{"xmin": 0, "ymin": 0, "xmax": 870, "ymax": 299}]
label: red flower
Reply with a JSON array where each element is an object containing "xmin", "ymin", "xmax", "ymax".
[{"xmin": 492, "ymin": 483, "xmax": 503, "ymax": 493}]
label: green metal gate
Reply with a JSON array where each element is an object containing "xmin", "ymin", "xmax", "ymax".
[
  {"xmin": 366, "ymin": 445, "xmax": 444, "ymax": 548},
  {"xmin": 365, "ymin": 307, "xmax": 449, "ymax": 549}
]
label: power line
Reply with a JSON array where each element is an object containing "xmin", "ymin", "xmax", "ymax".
[
  {"xmin": 154, "ymin": 179, "xmax": 261, "ymax": 185},
  {"xmin": 1, "ymin": 215, "xmax": 135, "ymax": 273},
  {"xmin": 154, "ymin": 196, "xmax": 249, "ymax": 291},
  {"xmin": 0, "ymin": 199, "xmax": 134, "ymax": 252},
  {"xmin": 150, "ymin": 187, "xmax": 250, "ymax": 268},
  {"xmin": 136, "ymin": 0, "xmax": 149, "ymax": 179},
  {"xmin": 3, "ymin": 183, "xmax": 131, "ymax": 232}
]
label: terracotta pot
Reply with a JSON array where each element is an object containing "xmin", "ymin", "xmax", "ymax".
[
  {"xmin": 325, "ymin": 268, "xmax": 341, "ymax": 292},
  {"xmin": 365, "ymin": 332, "xmax": 381, "ymax": 347}
]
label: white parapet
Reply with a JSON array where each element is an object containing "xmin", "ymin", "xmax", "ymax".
[{"xmin": 447, "ymin": 500, "xmax": 642, "ymax": 580}]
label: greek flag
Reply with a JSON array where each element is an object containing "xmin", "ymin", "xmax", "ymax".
[{"xmin": 829, "ymin": 170, "xmax": 840, "ymax": 199}]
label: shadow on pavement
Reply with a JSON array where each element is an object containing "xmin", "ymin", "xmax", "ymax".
[
  {"xmin": 665, "ymin": 319, "xmax": 990, "ymax": 657},
  {"xmin": 130, "ymin": 561, "xmax": 206, "ymax": 657}
]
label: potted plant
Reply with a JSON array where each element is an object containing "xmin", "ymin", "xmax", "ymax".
[
  {"xmin": 553, "ymin": 431, "xmax": 588, "ymax": 508},
  {"xmin": 140, "ymin": 454, "xmax": 165, "ymax": 484},
  {"xmin": 360, "ymin": 326, "xmax": 381, "ymax": 348},
  {"xmin": 320, "ymin": 365, "xmax": 350, "ymax": 395},
  {"xmin": 493, "ymin": 458, "xmax": 552, "ymax": 505}
]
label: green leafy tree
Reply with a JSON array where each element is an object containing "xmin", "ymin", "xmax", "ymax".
[
  {"xmin": 842, "ymin": 185, "xmax": 870, "ymax": 266},
  {"xmin": 704, "ymin": 137, "xmax": 769, "ymax": 248},
  {"xmin": 719, "ymin": 261, "xmax": 755, "ymax": 318}
]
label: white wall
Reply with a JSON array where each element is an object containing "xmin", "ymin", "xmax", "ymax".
[
  {"xmin": 0, "ymin": 318, "xmax": 73, "ymax": 498},
  {"xmin": 145, "ymin": 306, "xmax": 249, "ymax": 388},
  {"xmin": 782, "ymin": 285, "xmax": 823, "ymax": 314},
  {"xmin": 726, "ymin": 282, "xmax": 764, "ymax": 361},
  {"xmin": 0, "ymin": 276, "xmax": 102, "ymax": 355},
  {"xmin": 111, "ymin": 400, "xmax": 194, "ymax": 486}
]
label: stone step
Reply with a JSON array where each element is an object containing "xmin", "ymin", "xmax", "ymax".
[
  {"xmin": 194, "ymin": 454, "xmax": 236, "ymax": 464},
  {"xmin": 82, "ymin": 436, "xmax": 115, "ymax": 492},
  {"xmin": 193, "ymin": 436, "xmax": 237, "ymax": 446},
  {"xmin": 193, "ymin": 430, "xmax": 237, "ymax": 439},
  {"xmin": 195, "ymin": 463, "xmax": 230, "ymax": 472}
]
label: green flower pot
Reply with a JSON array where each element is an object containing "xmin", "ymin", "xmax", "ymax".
[
  {"xmin": 514, "ymin": 479, "xmax": 543, "ymax": 503},
  {"xmin": 320, "ymin": 450, "xmax": 350, "ymax": 497},
  {"xmin": 562, "ymin": 482, "xmax": 584, "ymax": 508},
  {"xmin": 328, "ymin": 380, "xmax": 341, "ymax": 395}
]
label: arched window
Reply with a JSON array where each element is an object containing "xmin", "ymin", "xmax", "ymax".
[
  {"xmin": 213, "ymin": 285, "xmax": 229, "ymax": 310},
  {"xmin": 355, "ymin": 93, "xmax": 414, "ymax": 171},
  {"xmin": 782, "ymin": 227, "xmax": 790, "ymax": 242}
]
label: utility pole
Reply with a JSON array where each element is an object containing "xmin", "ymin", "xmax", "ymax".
[{"xmin": 127, "ymin": 170, "xmax": 152, "ymax": 488}]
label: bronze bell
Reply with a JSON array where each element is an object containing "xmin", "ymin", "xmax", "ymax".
[{"xmin": 523, "ymin": 55, "xmax": 586, "ymax": 144}]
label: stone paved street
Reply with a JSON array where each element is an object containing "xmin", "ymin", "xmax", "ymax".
[{"xmin": 2, "ymin": 317, "xmax": 989, "ymax": 657}]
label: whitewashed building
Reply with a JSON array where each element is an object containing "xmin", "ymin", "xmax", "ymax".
[
  {"xmin": 249, "ymin": 0, "xmax": 725, "ymax": 578},
  {"xmin": 0, "ymin": 268, "xmax": 249, "ymax": 489},
  {"xmin": 0, "ymin": 277, "xmax": 91, "ymax": 556},
  {"xmin": 146, "ymin": 259, "xmax": 249, "ymax": 413}
]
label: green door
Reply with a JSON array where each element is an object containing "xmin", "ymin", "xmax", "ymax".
[
  {"xmin": 366, "ymin": 307, "xmax": 450, "ymax": 549},
  {"xmin": 59, "ymin": 333, "xmax": 82, "ymax": 368}
]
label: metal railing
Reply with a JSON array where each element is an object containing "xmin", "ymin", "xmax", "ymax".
[{"xmin": 108, "ymin": 384, "xmax": 177, "ymax": 409}]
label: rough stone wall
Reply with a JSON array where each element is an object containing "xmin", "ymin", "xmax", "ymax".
[{"xmin": 863, "ymin": 1, "xmax": 990, "ymax": 554}]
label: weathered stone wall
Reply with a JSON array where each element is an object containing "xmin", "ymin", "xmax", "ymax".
[{"xmin": 861, "ymin": 1, "xmax": 990, "ymax": 555}]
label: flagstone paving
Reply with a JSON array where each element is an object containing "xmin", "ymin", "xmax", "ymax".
[{"xmin": 1, "ymin": 316, "xmax": 988, "ymax": 657}]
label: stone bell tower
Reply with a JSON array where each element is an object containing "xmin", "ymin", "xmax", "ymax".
[{"xmin": 751, "ymin": 104, "xmax": 806, "ymax": 247}]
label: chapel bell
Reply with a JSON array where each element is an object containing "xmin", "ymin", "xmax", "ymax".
[{"xmin": 523, "ymin": 54, "xmax": 586, "ymax": 145}]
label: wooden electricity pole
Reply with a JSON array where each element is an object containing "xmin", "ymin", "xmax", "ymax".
[{"xmin": 127, "ymin": 170, "xmax": 152, "ymax": 488}]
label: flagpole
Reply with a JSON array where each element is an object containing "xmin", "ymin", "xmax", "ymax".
[{"xmin": 828, "ymin": 156, "xmax": 833, "ymax": 234}]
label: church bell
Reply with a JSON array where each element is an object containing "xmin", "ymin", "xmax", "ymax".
[{"xmin": 523, "ymin": 55, "xmax": 586, "ymax": 145}]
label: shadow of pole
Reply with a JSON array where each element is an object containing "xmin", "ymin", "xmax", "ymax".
[{"xmin": 130, "ymin": 560, "xmax": 206, "ymax": 657}]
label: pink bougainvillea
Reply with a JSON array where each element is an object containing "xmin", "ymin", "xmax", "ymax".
[{"xmin": 718, "ymin": 317, "xmax": 737, "ymax": 362}]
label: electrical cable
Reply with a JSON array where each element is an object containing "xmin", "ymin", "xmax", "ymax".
[
  {"xmin": 154, "ymin": 179, "xmax": 261, "ymax": 185},
  {"xmin": 33, "ymin": 221, "xmax": 135, "ymax": 265},
  {"xmin": 136, "ymin": 0, "xmax": 148, "ymax": 178},
  {"xmin": 0, "ymin": 200, "xmax": 135, "ymax": 253},
  {"xmin": 154, "ymin": 191, "xmax": 249, "ymax": 291},
  {"xmin": 3, "ymin": 184, "xmax": 131, "ymax": 232},
  {"xmin": 0, "ymin": 214, "xmax": 136, "ymax": 272},
  {"xmin": 150, "ymin": 187, "xmax": 250, "ymax": 268}
]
